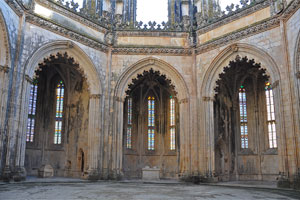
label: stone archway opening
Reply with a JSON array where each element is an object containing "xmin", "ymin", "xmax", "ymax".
[
  {"xmin": 213, "ymin": 55, "xmax": 279, "ymax": 181},
  {"xmin": 24, "ymin": 52, "xmax": 90, "ymax": 178},
  {"xmin": 122, "ymin": 69, "xmax": 180, "ymax": 179}
]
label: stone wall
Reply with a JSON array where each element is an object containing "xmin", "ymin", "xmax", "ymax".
[{"xmin": 0, "ymin": 0, "xmax": 299, "ymax": 187}]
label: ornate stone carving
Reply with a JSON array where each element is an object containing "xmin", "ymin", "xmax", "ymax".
[
  {"xmin": 196, "ymin": 17, "xmax": 280, "ymax": 54},
  {"xmin": 203, "ymin": 96, "xmax": 213, "ymax": 102},
  {"xmin": 25, "ymin": 13, "xmax": 109, "ymax": 52},
  {"xmin": 90, "ymin": 94, "xmax": 101, "ymax": 99},
  {"xmin": 179, "ymin": 98, "xmax": 189, "ymax": 104},
  {"xmin": 112, "ymin": 47, "xmax": 192, "ymax": 56},
  {"xmin": 0, "ymin": 65, "xmax": 9, "ymax": 73},
  {"xmin": 25, "ymin": 74, "xmax": 33, "ymax": 83},
  {"xmin": 272, "ymin": 80, "xmax": 280, "ymax": 88}
]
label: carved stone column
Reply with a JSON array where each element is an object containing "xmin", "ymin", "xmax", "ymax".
[
  {"xmin": 87, "ymin": 94, "xmax": 102, "ymax": 180},
  {"xmin": 203, "ymin": 96, "xmax": 215, "ymax": 176},
  {"xmin": 178, "ymin": 98, "xmax": 190, "ymax": 177},
  {"xmin": 110, "ymin": 96, "xmax": 124, "ymax": 179},
  {"xmin": 0, "ymin": 65, "xmax": 9, "ymax": 179},
  {"xmin": 12, "ymin": 75, "xmax": 33, "ymax": 182}
]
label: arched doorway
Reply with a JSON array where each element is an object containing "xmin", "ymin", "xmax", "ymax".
[
  {"xmin": 24, "ymin": 52, "xmax": 90, "ymax": 178},
  {"xmin": 123, "ymin": 69, "xmax": 179, "ymax": 179}
]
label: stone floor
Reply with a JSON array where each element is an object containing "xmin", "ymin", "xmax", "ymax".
[{"xmin": 0, "ymin": 179, "xmax": 300, "ymax": 200}]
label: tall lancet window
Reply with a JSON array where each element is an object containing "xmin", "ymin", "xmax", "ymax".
[
  {"xmin": 26, "ymin": 80, "xmax": 38, "ymax": 142},
  {"xmin": 127, "ymin": 98, "xmax": 133, "ymax": 149},
  {"xmin": 239, "ymin": 86, "xmax": 248, "ymax": 149},
  {"xmin": 170, "ymin": 97, "xmax": 176, "ymax": 150},
  {"xmin": 265, "ymin": 82, "xmax": 277, "ymax": 148},
  {"xmin": 54, "ymin": 80, "xmax": 64, "ymax": 144},
  {"xmin": 148, "ymin": 96, "xmax": 155, "ymax": 150}
]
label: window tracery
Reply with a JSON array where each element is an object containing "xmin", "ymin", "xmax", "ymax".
[
  {"xmin": 26, "ymin": 80, "xmax": 38, "ymax": 143},
  {"xmin": 54, "ymin": 80, "xmax": 64, "ymax": 144},
  {"xmin": 148, "ymin": 96, "xmax": 155, "ymax": 150},
  {"xmin": 265, "ymin": 82, "xmax": 277, "ymax": 148},
  {"xmin": 239, "ymin": 86, "xmax": 248, "ymax": 149},
  {"xmin": 170, "ymin": 97, "xmax": 176, "ymax": 150},
  {"xmin": 127, "ymin": 97, "xmax": 132, "ymax": 149}
]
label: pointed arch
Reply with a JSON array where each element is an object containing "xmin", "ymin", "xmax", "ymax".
[
  {"xmin": 114, "ymin": 57, "xmax": 189, "ymax": 101},
  {"xmin": 0, "ymin": 8, "xmax": 10, "ymax": 67},
  {"xmin": 24, "ymin": 40, "xmax": 102, "ymax": 95},
  {"xmin": 200, "ymin": 43, "xmax": 285, "ymax": 177},
  {"xmin": 201, "ymin": 43, "xmax": 281, "ymax": 98}
]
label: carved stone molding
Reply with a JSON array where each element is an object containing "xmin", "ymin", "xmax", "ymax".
[
  {"xmin": 272, "ymin": 80, "xmax": 280, "ymax": 88},
  {"xmin": 112, "ymin": 47, "xmax": 192, "ymax": 56},
  {"xmin": 90, "ymin": 94, "xmax": 101, "ymax": 99},
  {"xmin": 114, "ymin": 96, "xmax": 124, "ymax": 102},
  {"xmin": 0, "ymin": 11, "xmax": 10, "ymax": 66},
  {"xmin": 179, "ymin": 98, "xmax": 189, "ymax": 104},
  {"xmin": 197, "ymin": 1, "xmax": 270, "ymax": 35},
  {"xmin": 36, "ymin": 0, "xmax": 108, "ymax": 33},
  {"xmin": 6, "ymin": 0, "xmax": 24, "ymax": 16},
  {"xmin": 25, "ymin": 74, "xmax": 33, "ymax": 83},
  {"xmin": 196, "ymin": 17, "xmax": 280, "ymax": 54},
  {"xmin": 296, "ymin": 71, "xmax": 300, "ymax": 79},
  {"xmin": 25, "ymin": 13, "xmax": 109, "ymax": 52},
  {"xmin": 281, "ymin": 0, "xmax": 300, "ymax": 20},
  {"xmin": 202, "ymin": 96, "xmax": 214, "ymax": 102},
  {"xmin": 0, "ymin": 65, "xmax": 9, "ymax": 73}
]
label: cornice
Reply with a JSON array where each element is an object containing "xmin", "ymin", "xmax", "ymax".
[
  {"xmin": 116, "ymin": 31, "xmax": 189, "ymax": 38},
  {"xmin": 25, "ymin": 13, "xmax": 109, "ymax": 53},
  {"xmin": 196, "ymin": 1, "xmax": 270, "ymax": 35},
  {"xmin": 112, "ymin": 47, "xmax": 192, "ymax": 56},
  {"xmin": 5, "ymin": 0, "xmax": 24, "ymax": 16},
  {"xmin": 35, "ymin": 0, "xmax": 108, "ymax": 34},
  {"xmin": 195, "ymin": 17, "xmax": 280, "ymax": 54},
  {"xmin": 281, "ymin": 0, "xmax": 300, "ymax": 20}
]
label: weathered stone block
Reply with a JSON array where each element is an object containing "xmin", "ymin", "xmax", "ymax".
[
  {"xmin": 38, "ymin": 165, "xmax": 54, "ymax": 178},
  {"xmin": 142, "ymin": 166, "xmax": 160, "ymax": 180}
]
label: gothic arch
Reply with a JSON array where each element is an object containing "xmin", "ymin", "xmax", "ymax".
[
  {"xmin": 24, "ymin": 40, "xmax": 102, "ymax": 95},
  {"xmin": 201, "ymin": 43, "xmax": 281, "ymax": 98},
  {"xmin": 0, "ymin": 9, "xmax": 10, "ymax": 67},
  {"xmin": 20, "ymin": 41, "xmax": 103, "ymax": 178},
  {"xmin": 114, "ymin": 57, "xmax": 190, "ymax": 101},
  {"xmin": 111, "ymin": 57, "xmax": 191, "ymax": 177},
  {"xmin": 200, "ymin": 43, "xmax": 285, "ymax": 176}
]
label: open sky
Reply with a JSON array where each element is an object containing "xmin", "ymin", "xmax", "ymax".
[
  {"xmin": 70, "ymin": 0, "xmax": 242, "ymax": 24},
  {"xmin": 137, "ymin": 0, "xmax": 242, "ymax": 23}
]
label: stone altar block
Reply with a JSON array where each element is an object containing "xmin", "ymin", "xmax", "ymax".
[
  {"xmin": 38, "ymin": 165, "xmax": 54, "ymax": 178},
  {"xmin": 142, "ymin": 166, "xmax": 160, "ymax": 180}
]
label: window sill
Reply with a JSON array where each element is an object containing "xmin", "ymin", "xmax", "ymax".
[
  {"xmin": 238, "ymin": 148, "xmax": 255, "ymax": 155},
  {"xmin": 262, "ymin": 148, "xmax": 278, "ymax": 155}
]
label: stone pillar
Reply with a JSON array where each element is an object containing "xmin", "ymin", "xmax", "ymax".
[
  {"xmin": 203, "ymin": 96, "xmax": 215, "ymax": 176},
  {"xmin": 12, "ymin": 75, "xmax": 33, "ymax": 181},
  {"xmin": 178, "ymin": 98, "xmax": 190, "ymax": 177},
  {"xmin": 110, "ymin": 96, "xmax": 124, "ymax": 179},
  {"xmin": 87, "ymin": 94, "xmax": 102, "ymax": 180},
  {"xmin": 0, "ymin": 65, "xmax": 9, "ymax": 176}
]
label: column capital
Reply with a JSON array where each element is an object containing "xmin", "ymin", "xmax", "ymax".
[
  {"xmin": 272, "ymin": 80, "xmax": 279, "ymax": 89},
  {"xmin": 25, "ymin": 75, "xmax": 33, "ymax": 83},
  {"xmin": 90, "ymin": 94, "xmax": 101, "ymax": 99},
  {"xmin": 0, "ymin": 65, "xmax": 9, "ymax": 73},
  {"xmin": 179, "ymin": 98, "xmax": 189, "ymax": 104},
  {"xmin": 202, "ymin": 96, "xmax": 214, "ymax": 102}
]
